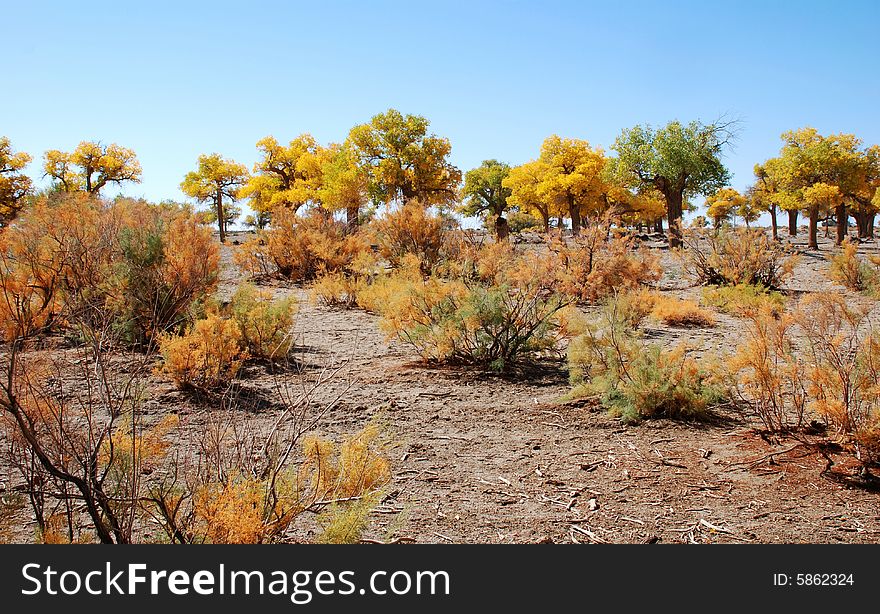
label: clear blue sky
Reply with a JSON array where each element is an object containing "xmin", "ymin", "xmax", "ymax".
[{"xmin": 4, "ymin": 0, "xmax": 879, "ymax": 217}]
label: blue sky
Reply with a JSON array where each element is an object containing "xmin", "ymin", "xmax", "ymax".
[{"xmin": 4, "ymin": 0, "xmax": 879, "ymax": 218}]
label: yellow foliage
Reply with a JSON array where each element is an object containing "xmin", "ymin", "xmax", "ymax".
[
  {"xmin": 701, "ymin": 284, "xmax": 786, "ymax": 318},
  {"xmin": 373, "ymin": 200, "xmax": 448, "ymax": 273},
  {"xmin": 194, "ymin": 478, "xmax": 267, "ymax": 544},
  {"xmin": 158, "ymin": 314, "xmax": 247, "ymax": 389},
  {"xmin": 241, "ymin": 208, "xmax": 368, "ymax": 281}
]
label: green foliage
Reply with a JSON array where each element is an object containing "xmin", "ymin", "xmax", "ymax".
[
  {"xmin": 702, "ymin": 284, "xmax": 786, "ymax": 317},
  {"xmin": 612, "ymin": 119, "xmax": 733, "ymax": 246},
  {"xmin": 568, "ymin": 295, "xmax": 725, "ymax": 423},
  {"xmin": 460, "ymin": 160, "xmax": 512, "ymax": 238},
  {"xmin": 229, "ymin": 284, "xmax": 297, "ymax": 359},
  {"xmin": 316, "ymin": 495, "xmax": 379, "ymax": 544}
]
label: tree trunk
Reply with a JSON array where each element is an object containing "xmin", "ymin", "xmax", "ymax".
[
  {"xmin": 494, "ymin": 215, "xmax": 509, "ymax": 242},
  {"xmin": 540, "ymin": 212, "xmax": 550, "ymax": 233},
  {"xmin": 808, "ymin": 205, "xmax": 819, "ymax": 250},
  {"xmin": 569, "ymin": 196, "xmax": 581, "ymax": 236},
  {"xmin": 770, "ymin": 205, "xmax": 778, "ymax": 240},
  {"xmin": 665, "ymin": 190, "xmax": 684, "ymax": 249},
  {"xmin": 836, "ymin": 203, "xmax": 848, "ymax": 245},
  {"xmin": 654, "ymin": 218, "xmax": 664, "ymax": 234},
  {"xmin": 216, "ymin": 190, "xmax": 226, "ymax": 244},
  {"xmin": 787, "ymin": 209, "xmax": 798, "ymax": 237},
  {"xmin": 556, "ymin": 216, "xmax": 564, "ymax": 230},
  {"xmin": 346, "ymin": 205, "xmax": 359, "ymax": 231},
  {"xmin": 870, "ymin": 212, "xmax": 876, "ymax": 239}
]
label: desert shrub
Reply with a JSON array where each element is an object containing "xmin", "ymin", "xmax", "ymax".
[
  {"xmin": 568, "ymin": 294, "xmax": 725, "ymax": 422},
  {"xmin": 114, "ymin": 211, "xmax": 219, "ymax": 342},
  {"xmin": 702, "ymin": 283, "xmax": 786, "ymax": 318},
  {"xmin": 682, "ymin": 228, "xmax": 797, "ymax": 288},
  {"xmin": 0, "ymin": 194, "xmax": 218, "ymax": 343},
  {"xmin": 158, "ymin": 314, "xmax": 247, "ymax": 389},
  {"xmin": 828, "ymin": 239, "xmax": 879, "ymax": 295},
  {"xmin": 550, "ymin": 226, "xmax": 660, "ymax": 304},
  {"xmin": 372, "ymin": 200, "xmax": 449, "ymax": 274},
  {"xmin": 728, "ymin": 310, "xmax": 808, "ymax": 433},
  {"xmin": 308, "ymin": 251, "xmax": 381, "ymax": 308},
  {"xmin": 235, "ymin": 208, "xmax": 367, "ymax": 282},
  {"xmin": 797, "ymin": 293, "xmax": 880, "ymax": 462},
  {"xmin": 729, "ymin": 293, "xmax": 880, "ymax": 461},
  {"xmin": 229, "ymin": 284, "xmax": 296, "ymax": 359},
  {"xmin": 650, "ymin": 296, "xmax": 716, "ymax": 327},
  {"xmin": 189, "ymin": 421, "xmax": 390, "ymax": 544},
  {"xmin": 368, "ymin": 252, "xmax": 569, "ymax": 371}
]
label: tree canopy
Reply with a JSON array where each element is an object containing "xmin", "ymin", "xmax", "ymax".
[
  {"xmin": 180, "ymin": 153, "xmax": 249, "ymax": 243},
  {"xmin": 460, "ymin": 159, "xmax": 512, "ymax": 239},
  {"xmin": 348, "ymin": 109, "xmax": 461, "ymax": 207},
  {"xmin": 612, "ymin": 119, "xmax": 733, "ymax": 247},
  {"xmin": 43, "ymin": 141, "xmax": 141, "ymax": 195},
  {"xmin": 0, "ymin": 137, "xmax": 32, "ymax": 226}
]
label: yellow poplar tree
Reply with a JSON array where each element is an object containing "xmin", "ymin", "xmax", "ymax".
[
  {"xmin": 348, "ymin": 109, "xmax": 461, "ymax": 207},
  {"xmin": 43, "ymin": 141, "xmax": 141, "ymax": 195},
  {"xmin": 503, "ymin": 160, "xmax": 552, "ymax": 232},
  {"xmin": 181, "ymin": 153, "xmax": 249, "ymax": 243},
  {"xmin": 534, "ymin": 135, "xmax": 607, "ymax": 235},
  {"xmin": 0, "ymin": 137, "xmax": 33, "ymax": 226},
  {"xmin": 239, "ymin": 135, "xmax": 325, "ymax": 222}
]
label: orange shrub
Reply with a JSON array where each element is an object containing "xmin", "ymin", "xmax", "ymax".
[
  {"xmin": 682, "ymin": 228, "xmax": 798, "ymax": 288},
  {"xmin": 372, "ymin": 200, "xmax": 449, "ymax": 274},
  {"xmin": 158, "ymin": 314, "xmax": 247, "ymax": 389},
  {"xmin": 235, "ymin": 209, "xmax": 367, "ymax": 282},
  {"xmin": 0, "ymin": 194, "xmax": 218, "ymax": 343},
  {"xmin": 728, "ymin": 310, "xmax": 808, "ymax": 433},
  {"xmin": 651, "ymin": 296, "xmax": 716, "ymax": 327},
  {"xmin": 549, "ymin": 226, "xmax": 660, "ymax": 304},
  {"xmin": 827, "ymin": 239, "xmax": 878, "ymax": 294}
]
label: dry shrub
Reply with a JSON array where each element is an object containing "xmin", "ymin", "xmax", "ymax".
[
  {"xmin": 729, "ymin": 293, "xmax": 880, "ymax": 462},
  {"xmin": 372, "ymin": 200, "xmax": 449, "ymax": 274},
  {"xmin": 828, "ymin": 239, "xmax": 879, "ymax": 295},
  {"xmin": 309, "ymin": 251, "xmax": 381, "ymax": 308},
  {"xmin": 367, "ymin": 250, "xmax": 570, "ymax": 371},
  {"xmin": 650, "ymin": 296, "xmax": 716, "ymax": 327},
  {"xmin": 0, "ymin": 194, "xmax": 218, "ymax": 343},
  {"xmin": 235, "ymin": 208, "xmax": 367, "ymax": 282},
  {"xmin": 797, "ymin": 293, "xmax": 880, "ymax": 462},
  {"xmin": 550, "ymin": 226, "xmax": 660, "ymax": 304},
  {"xmin": 229, "ymin": 283, "xmax": 296, "ymax": 359},
  {"xmin": 682, "ymin": 228, "xmax": 797, "ymax": 288},
  {"xmin": 728, "ymin": 310, "xmax": 808, "ymax": 434},
  {"xmin": 188, "ymin": 421, "xmax": 390, "ymax": 544},
  {"xmin": 568, "ymin": 293, "xmax": 725, "ymax": 422},
  {"xmin": 158, "ymin": 314, "xmax": 247, "ymax": 389},
  {"xmin": 702, "ymin": 283, "xmax": 786, "ymax": 318}
]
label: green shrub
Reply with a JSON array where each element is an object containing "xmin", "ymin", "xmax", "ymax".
[
  {"xmin": 229, "ymin": 283, "xmax": 297, "ymax": 359},
  {"xmin": 701, "ymin": 283, "xmax": 786, "ymax": 317},
  {"xmin": 568, "ymin": 294, "xmax": 725, "ymax": 422}
]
